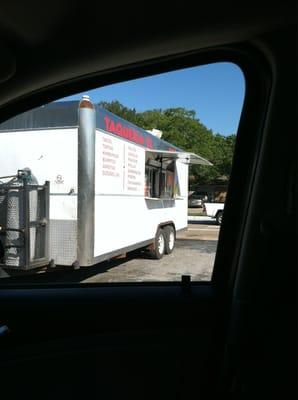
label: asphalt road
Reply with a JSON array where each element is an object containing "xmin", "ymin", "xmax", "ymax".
[{"xmin": 0, "ymin": 217, "xmax": 220, "ymax": 284}]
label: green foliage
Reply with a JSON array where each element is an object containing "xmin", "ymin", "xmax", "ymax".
[{"xmin": 98, "ymin": 100, "xmax": 236, "ymax": 185}]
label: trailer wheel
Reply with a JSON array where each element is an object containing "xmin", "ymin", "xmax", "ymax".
[
  {"xmin": 151, "ymin": 228, "xmax": 165, "ymax": 259},
  {"xmin": 216, "ymin": 211, "xmax": 223, "ymax": 225},
  {"xmin": 164, "ymin": 225, "xmax": 175, "ymax": 254}
]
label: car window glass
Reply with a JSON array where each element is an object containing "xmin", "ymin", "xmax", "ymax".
[{"xmin": 0, "ymin": 62, "xmax": 244, "ymax": 284}]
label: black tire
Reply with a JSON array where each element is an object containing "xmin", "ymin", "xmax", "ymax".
[
  {"xmin": 150, "ymin": 228, "xmax": 165, "ymax": 259},
  {"xmin": 216, "ymin": 211, "xmax": 223, "ymax": 225},
  {"xmin": 164, "ymin": 225, "xmax": 175, "ymax": 254}
]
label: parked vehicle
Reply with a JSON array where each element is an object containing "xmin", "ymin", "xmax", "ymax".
[
  {"xmin": 0, "ymin": 96, "xmax": 211, "ymax": 269},
  {"xmin": 203, "ymin": 202, "xmax": 224, "ymax": 225},
  {"xmin": 188, "ymin": 191, "xmax": 209, "ymax": 207}
]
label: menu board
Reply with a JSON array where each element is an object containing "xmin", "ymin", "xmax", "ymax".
[
  {"xmin": 95, "ymin": 132, "xmax": 124, "ymax": 194},
  {"xmin": 95, "ymin": 131, "xmax": 144, "ymax": 195},
  {"xmin": 124, "ymin": 143, "xmax": 145, "ymax": 195}
]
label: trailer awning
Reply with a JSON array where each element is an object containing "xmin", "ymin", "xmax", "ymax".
[{"xmin": 146, "ymin": 149, "xmax": 212, "ymax": 166}]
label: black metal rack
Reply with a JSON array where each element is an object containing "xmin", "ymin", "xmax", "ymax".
[{"xmin": 0, "ymin": 173, "xmax": 49, "ymax": 270}]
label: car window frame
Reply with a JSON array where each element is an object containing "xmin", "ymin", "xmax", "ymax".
[{"xmin": 0, "ymin": 44, "xmax": 272, "ymax": 293}]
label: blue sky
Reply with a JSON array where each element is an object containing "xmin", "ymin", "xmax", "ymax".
[{"xmin": 63, "ymin": 62, "xmax": 245, "ymax": 136}]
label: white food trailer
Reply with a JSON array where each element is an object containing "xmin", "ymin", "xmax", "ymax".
[{"xmin": 0, "ymin": 96, "xmax": 211, "ymax": 269}]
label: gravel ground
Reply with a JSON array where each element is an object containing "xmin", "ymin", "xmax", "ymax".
[{"xmin": 0, "ymin": 220, "xmax": 220, "ymax": 284}]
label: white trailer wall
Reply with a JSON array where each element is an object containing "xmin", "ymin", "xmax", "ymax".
[
  {"xmin": 94, "ymin": 129, "xmax": 188, "ymax": 258},
  {"xmin": 0, "ymin": 128, "xmax": 79, "ymax": 265}
]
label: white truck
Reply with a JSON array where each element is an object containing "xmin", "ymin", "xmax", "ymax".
[
  {"xmin": 203, "ymin": 202, "xmax": 225, "ymax": 225},
  {"xmin": 0, "ymin": 96, "xmax": 211, "ymax": 270}
]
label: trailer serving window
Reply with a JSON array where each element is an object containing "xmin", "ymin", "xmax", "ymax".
[
  {"xmin": 145, "ymin": 150, "xmax": 210, "ymax": 199},
  {"xmin": 145, "ymin": 166, "xmax": 175, "ymax": 199},
  {"xmin": 145, "ymin": 153, "xmax": 176, "ymax": 199}
]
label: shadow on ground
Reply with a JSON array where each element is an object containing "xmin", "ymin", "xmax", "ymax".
[{"xmin": 0, "ymin": 250, "xmax": 160, "ymax": 285}]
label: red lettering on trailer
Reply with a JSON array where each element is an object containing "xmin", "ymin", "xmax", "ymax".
[
  {"xmin": 109, "ymin": 120, "xmax": 116, "ymax": 133},
  {"xmin": 146, "ymin": 137, "xmax": 153, "ymax": 148},
  {"xmin": 116, "ymin": 123, "xmax": 122, "ymax": 135},
  {"xmin": 122, "ymin": 127, "xmax": 128, "ymax": 139},
  {"xmin": 104, "ymin": 116, "xmax": 110, "ymax": 131},
  {"xmin": 103, "ymin": 115, "xmax": 149, "ymax": 147}
]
